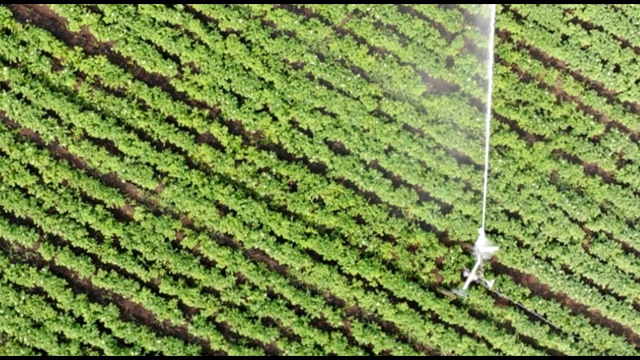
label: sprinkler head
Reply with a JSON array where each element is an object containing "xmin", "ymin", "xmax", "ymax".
[{"xmin": 474, "ymin": 228, "xmax": 499, "ymax": 260}]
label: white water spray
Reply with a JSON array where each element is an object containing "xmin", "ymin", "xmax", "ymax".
[
  {"xmin": 453, "ymin": 4, "xmax": 498, "ymax": 298},
  {"xmin": 447, "ymin": 6, "xmax": 565, "ymax": 334},
  {"xmin": 480, "ymin": 3, "xmax": 496, "ymax": 232}
]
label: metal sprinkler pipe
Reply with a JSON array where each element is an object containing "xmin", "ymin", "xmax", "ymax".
[{"xmin": 461, "ymin": 256, "xmax": 483, "ymax": 293}]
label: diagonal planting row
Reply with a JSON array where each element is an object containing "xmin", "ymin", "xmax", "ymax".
[{"xmin": 566, "ymin": 5, "xmax": 640, "ymax": 49}]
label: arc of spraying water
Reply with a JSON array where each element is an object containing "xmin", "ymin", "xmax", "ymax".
[
  {"xmin": 453, "ymin": 4, "xmax": 497, "ymax": 298},
  {"xmin": 451, "ymin": 9, "xmax": 566, "ymax": 334},
  {"xmin": 481, "ymin": 3, "xmax": 496, "ymax": 232}
]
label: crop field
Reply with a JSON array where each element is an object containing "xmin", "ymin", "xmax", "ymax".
[{"xmin": 0, "ymin": 4, "xmax": 639, "ymax": 355}]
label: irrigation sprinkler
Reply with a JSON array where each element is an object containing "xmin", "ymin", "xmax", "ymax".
[
  {"xmin": 452, "ymin": 4, "xmax": 498, "ymax": 299},
  {"xmin": 442, "ymin": 5, "xmax": 567, "ymax": 337},
  {"xmin": 452, "ymin": 228, "xmax": 499, "ymax": 298}
]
